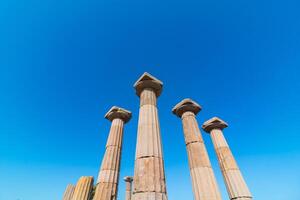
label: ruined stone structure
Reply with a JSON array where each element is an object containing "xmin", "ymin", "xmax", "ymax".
[
  {"xmin": 93, "ymin": 106, "xmax": 132, "ymax": 200},
  {"xmin": 132, "ymin": 72, "xmax": 168, "ymax": 200},
  {"xmin": 62, "ymin": 184, "xmax": 75, "ymax": 200},
  {"xmin": 172, "ymin": 99, "xmax": 222, "ymax": 200},
  {"xmin": 72, "ymin": 176, "xmax": 94, "ymax": 200},
  {"xmin": 62, "ymin": 72, "xmax": 252, "ymax": 200},
  {"xmin": 124, "ymin": 176, "xmax": 133, "ymax": 200},
  {"xmin": 202, "ymin": 117, "xmax": 252, "ymax": 200}
]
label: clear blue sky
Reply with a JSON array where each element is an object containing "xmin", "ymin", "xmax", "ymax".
[{"xmin": 0, "ymin": 0, "xmax": 299, "ymax": 199}]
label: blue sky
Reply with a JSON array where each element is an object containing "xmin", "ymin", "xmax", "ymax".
[{"xmin": 0, "ymin": 0, "xmax": 300, "ymax": 199}]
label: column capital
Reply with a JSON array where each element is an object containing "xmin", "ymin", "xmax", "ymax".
[
  {"xmin": 172, "ymin": 98, "xmax": 202, "ymax": 118},
  {"xmin": 105, "ymin": 106, "xmax": 132, "ymax": 123},
  {"xmin": 134, "ymin": 72, "xmax": 163, "ymax": 97},
  {"xmin": 124, "ymin": 176, "xmax": 133, "ymax": 182},
  {"xmin": 202, "ymin": 117, "xmax": 228, "ymax": 133}
]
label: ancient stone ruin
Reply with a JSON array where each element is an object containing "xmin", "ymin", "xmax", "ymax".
[{"xmin": 62, "ymin": 72, "xmax": 252, "ymax": 200}]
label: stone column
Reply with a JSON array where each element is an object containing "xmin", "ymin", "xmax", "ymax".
[
  {"xmin": 93, "ymin": 106, "xmax": 132, "ymax": 200},
  {"xmin": 172, "ymin": 99, "xmax": 222, "ymax": 200},
  {"xmin": 62, "ymin": 184, "xmax": 75, "ymax": 200},
  {"xmin": 132, "ymin": 72, "xmax": 168, "ymax": 200},
  {"xmin": 72, "ymin": 176, "xmax": 94, "ymax": 200},
  {"xmin": 202, "ymin": 117, "xmax": 252, "ymax": 200},
  {"xmin": 124, "ymin": 176, "xmax": 133, "ymax": 200}
]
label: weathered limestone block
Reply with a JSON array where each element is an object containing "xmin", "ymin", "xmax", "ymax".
[
  {"xmin": 98, "ymin": 146, "xmax": 121, "ymax": 171},
  {"xmin": 172, "ymin": 99, "xmax": 222, "ymax": 200},
  {"xmin": 186, "ymin": 142, "xmax": 211, "ymax": 168},
  {"xmin": 190, "ymin": 167, "xmax": 221, "ymax": 200},
  {"xmin": 62, "ymin": 184, "xmax": 75, "ymax": 200},
  {"xmin": 93, "ymin": 106, "xmax": 132, "ymax": 200},
  {"xmin": 133, "ymin": 157, "xmax": 166, "ymax": 193},
  {"xmin": 124, "ymin": 176, "xmax": 133, "ymax": 200},
  {"xmin": 202, "ymin": 117, "xmax": 252, "ymax": 200},
  {"xmin": 132, "ymin": 192, "xmax": 168, "ymax": 200},
  {"xmin": 135, "ymin": 103, "xmax": 163, "ymax": 158},
  {"xmin": 93, "ymin": 182, "xmax": 117, "ymax": 200},
  {"xmin": 132, "ymin": 72, "xmax": 168, "ymax": 200},
  {"xmin": 72, "ymin": 176, "xmax": 94, "ymax": 200}
]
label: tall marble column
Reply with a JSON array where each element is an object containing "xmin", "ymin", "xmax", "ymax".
[
  {"xmin": 93, "ymin": 106, "xmax": 132, "ymax": 200},
  {"xmin": 132, "ymin": 72, "xmax": 168, "ymax": 200},
  {"xmin": 124, "ymin": 176, "xmax": 133, "ymax": 200},
  {"xmin": 172, "ymin": 99, "xmax": 222, "ymax": 200},
  {"xmin": 202, "ymin": 117, "xmax": 252, "ymax": 200},
  {"xmin": 62, "ymin": 184, "xmax": 75, "ymax": 200},
  {"xmin": 72, "ymin": 176, "xmax": 94, "ymax": 200}
]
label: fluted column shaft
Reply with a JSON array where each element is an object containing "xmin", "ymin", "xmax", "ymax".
[
  {"xmin": 210, "ymin": 128, "xmax": 252, "ymax": 200},
  {"xmin": 94, "ymin": 118, "xmax": 125, "ymax": 200},
  {"xmin": 62, "ymin": 184, "xmax": 75, "ymax": 200},
  {"xmin": 181, "ymin": 112, "xmax": 222, "ymax": 200},
  {"xmin": 125, "ymin": 179, "xmax": 133, "ymax": 200},
  {"xmin": 72, "ymin": 176, "xmax": 94, "ymax": 200},
  {"xmin": 132, "ymin": 88, "xmax": 168, "ymax": 200}
]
